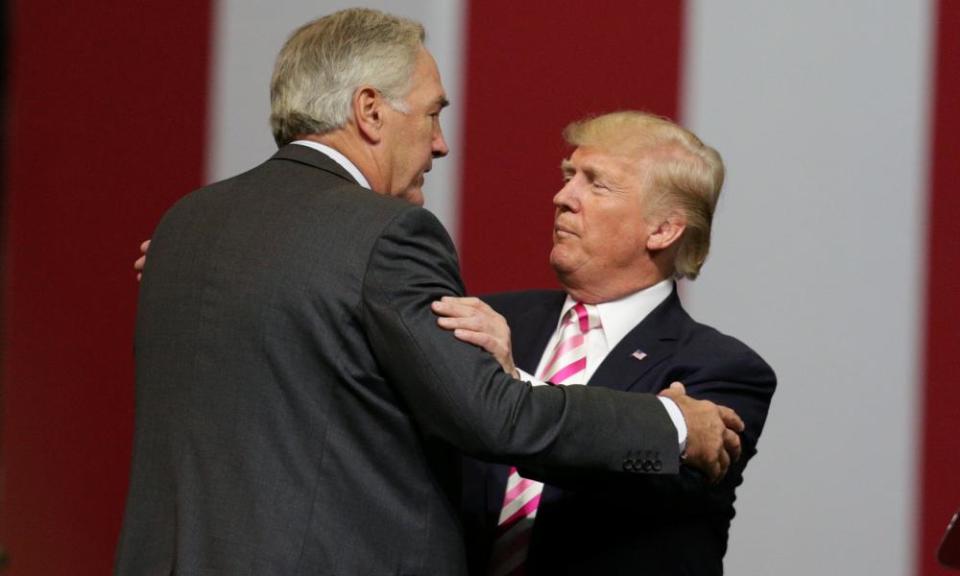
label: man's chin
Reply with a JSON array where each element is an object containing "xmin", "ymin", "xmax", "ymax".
[
  {"xmin": 549, "ymin": 248, "xmax": 575, "ymax": 275},
  {"xmin": 398, "ymin": 187, "xmax": 425, "ymax": 206}
]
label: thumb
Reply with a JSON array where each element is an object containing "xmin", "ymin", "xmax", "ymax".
[{"xmin": 658, "ymin": 381, "xmax": 686, "ymax": 398}]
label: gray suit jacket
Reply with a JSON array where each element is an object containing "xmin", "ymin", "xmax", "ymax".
[{"xmin": 115, "ymin": 145, "xmax": 679, "ymax": 575}]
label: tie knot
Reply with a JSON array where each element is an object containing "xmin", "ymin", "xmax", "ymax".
[{"xmin": 566, "ymin": 302, "xmax": 601, "ymax": 334}]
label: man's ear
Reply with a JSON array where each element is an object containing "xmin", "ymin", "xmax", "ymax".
[
  {"xmin": 646, "ymin": 212, "xmax": 686, "ymax": 252},
  {"xmin": 354, "ymin": 86, "xmax": 384, "ymax": 143}
]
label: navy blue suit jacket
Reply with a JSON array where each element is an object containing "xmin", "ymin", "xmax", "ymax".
[{"xmin": 462, "ymin": 288, "xmax": 776, "ymax": 575}]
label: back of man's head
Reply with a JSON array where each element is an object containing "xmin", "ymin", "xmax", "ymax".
[
  {"xmin": 564, "ymin": 111, "xmax": 725, "ymax": 280},
  {"xmin": 270, "ymin": 8, "xmax": 425, "ymax": 147}
]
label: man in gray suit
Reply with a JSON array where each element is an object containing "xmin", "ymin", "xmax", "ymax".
[{"xmin": 117, "ymin": 9, "xmax": 742, "ymax": 575}]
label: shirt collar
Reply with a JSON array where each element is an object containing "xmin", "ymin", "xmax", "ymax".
[
  {"xmin": 559, "ymin": 278, "xmax": 674, "ymax": 350},
  {"xmin": 291, "ymin": 140, "xmax": 371, "ymax": 189}
]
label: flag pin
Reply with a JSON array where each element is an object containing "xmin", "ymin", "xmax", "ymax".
[{"xmin": 631, "ymin": 350, "xmax": 647, "ymax": 361}]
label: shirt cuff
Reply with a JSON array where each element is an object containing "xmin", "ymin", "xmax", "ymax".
[
  {"xmin": 658, "ymin": 397, "xmax": 687, "ymax": 452},
  {"xmin": 517, "ymin": 368, "xmax": 552, "ymax": 386}
]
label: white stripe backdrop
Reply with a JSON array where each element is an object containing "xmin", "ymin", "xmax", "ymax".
[
  {"xmin": 684, "ymin": 1, "xmax": 932, "ymax": 574},
  {"xmin": 207, "ymin": 2, "xmax": 935, "ymax": 574}
]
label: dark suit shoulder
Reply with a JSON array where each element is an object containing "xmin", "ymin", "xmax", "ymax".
[
  {"xmin": 677, "ymin": 316, "xmax": 777, "ymax": 383},
  {"xmin": 155, "ymin": 151, "xmax": 416, "ymax": 244},
  {"xmin": 365, "ymin": 203, "xmax": 459, "ymax": 261},
  {"xmin": 480, "ymin": 290, "xmax": 565, "ymax": 317},
  {"xmin": 649, "ymin": 294, "xmax": 771, "ymax": 378}
]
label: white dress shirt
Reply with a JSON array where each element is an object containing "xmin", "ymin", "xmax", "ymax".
[{"xmin": 519, "ymin": 279, "xmax": 687, "ymax": 447}]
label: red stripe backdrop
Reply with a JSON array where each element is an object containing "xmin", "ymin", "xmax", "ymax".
[
  {"xmin": 1, "ymin": 1, "xmax": 212, "ymax": 573},
  {"xmin": 458, "ymin": 1, "xmax": 685, "ymax": 293},
  {"xmin": 920, "ymin": 1, "xmax": 960, "ymax": 574}
]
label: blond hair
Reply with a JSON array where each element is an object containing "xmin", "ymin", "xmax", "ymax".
[
  {"xmin": 563, "ymin": 111, "xmax": 725, "ymax": 280},
  {"xmin": 270, "ymin": 8, "xmax": 425, "ymax": 146}
]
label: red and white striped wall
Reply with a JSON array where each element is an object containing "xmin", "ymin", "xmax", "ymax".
[{"xmin": 3, "ymin": 1, "xmax": 957, "ymax": 574}]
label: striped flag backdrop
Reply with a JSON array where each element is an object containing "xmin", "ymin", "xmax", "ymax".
[{"xmin": 2, "ymin": 1, "xmax": 957, "ymax": 574}]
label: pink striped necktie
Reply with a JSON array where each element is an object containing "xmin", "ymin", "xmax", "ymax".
[{"xmin": 488, "ymin": 302, "xmax": 601, "ymax": 576}]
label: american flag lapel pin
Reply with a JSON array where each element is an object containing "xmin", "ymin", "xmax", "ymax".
[{"xmin": 631, "ymin": 350, "xmax": 647, "ymax": 361}]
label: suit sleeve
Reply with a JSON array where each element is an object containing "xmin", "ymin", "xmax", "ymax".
[
  {"xmin": 659, "ymin": 343, "xmax": 776, "ymax": 489},
  {"xmin": 525, "ymin": 340, "xmax": 776, "ymax": 507},
  {"xmin": 626, "ymin": 350, "xmax": 776, "ymax": 509},
  {"xmin": 360, "ymin": 207, "xmax": 679, "ymax": 474}
]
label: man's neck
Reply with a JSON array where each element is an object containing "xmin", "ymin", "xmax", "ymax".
[
  {"xmin": 561, "ymin": 273, "xmax": 670, "ymax": 305},
  {"xmin": 302, "ymin": 131, "xmax": 384, "ymax": 193},
  {"xmin": 558, "ymin": 252, "xmax": 677, "ymax": 304}
]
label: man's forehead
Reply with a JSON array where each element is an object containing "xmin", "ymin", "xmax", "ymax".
[
  {"xmin": 564, "ymin": 146, "xmax": 641, "ymax": 170},
  {"xmin": 411, "ymin": 47, "xmax": 448, "ymax": 103}
]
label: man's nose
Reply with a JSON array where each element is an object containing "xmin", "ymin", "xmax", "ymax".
[
  {"xmin": 554, "ymin": 179, "xmax": 578, "ymax": 210},
  {"xmin": 432, "ymin": 127, "xmax": 449, "ymax": 158}
]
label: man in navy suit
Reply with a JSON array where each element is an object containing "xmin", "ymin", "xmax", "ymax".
[{"xmin": 434, "ymin": 111, "xmax": 776, "ymax": 575}]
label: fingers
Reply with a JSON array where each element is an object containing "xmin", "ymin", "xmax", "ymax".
[
  {"xmin": 434, "ymin": 295, "xmax": 485, "ymax": 313},
  {"xmin": 690, "ymin": 439, "xmax": 728, "ymax": 483},
  {"xmin": 672, "ymin": 392, "xmax": 743, "ymax": 482},
  {"xmin": 699, "ymin": 428, "xmax": 731, "ymax": 483},
  {"xmin": 431, "ymin": 300, "xmax": 499, "ymax": 348},
  {"xmin": 432, "ymin": 298, "xmax": 509, "ymax": 339},
  {"xmin": 431, "ymin": 297, "xmax": 517, "ymax": 378},
  {"xmin": 134, "ymin": 254, "xmax": 146, "ymax": 283},
  {"xmin": 135, "ymin": 239, "xmax": 150, "ymax": 283},
  {"xmin": 718, "ymin": 405, "xmax": 745, "ymax": 433},
  {"xmin": 723, "ymin": 428, "xmax": 742, "ymax": 463},
  {"xmin": 450, "ymin": 326, "xmax": 502, "ymax": 356},
  {"xmin": 443, "ymin": 295, "xmax": 482, "ymax": 306},
  {"xmin": 713, "ymin": 443, "xmax": 731, "ymax": 482},
  {"xmin": 451, "ymin": 328, "xmax": 494, "ymax": 350},
  {"xmin": 433, "ymin": 306, "xmax": 484, "ymax": 331},
  {"xmin": 431, "ymin": 297, "xmax": 485, "ymax": 320}
]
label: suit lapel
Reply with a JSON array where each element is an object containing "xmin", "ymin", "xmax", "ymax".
[
  {"xmin": 509, "ymin": 293, "xmax": 566, "ymax": 375},
  {"xmin": 588, "ymin": 289, "xmax": 689, "ymax": 393}
]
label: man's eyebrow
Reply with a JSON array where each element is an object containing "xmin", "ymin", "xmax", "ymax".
[
  {"xmin": 435, "ymin": 96, "xmax": 450, "ymax": 109},
  {"xmin": 560, "ymin": 159, "xmax": 596, "ymax": 181}
]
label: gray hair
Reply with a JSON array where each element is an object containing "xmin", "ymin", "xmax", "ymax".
[
  {"xmin": 564, "ymin": 111, "xmax": 725, "ymax": 280},
  {"xmin": 270, "ymin": 8, "xmax": 425, "ymax": 146}
]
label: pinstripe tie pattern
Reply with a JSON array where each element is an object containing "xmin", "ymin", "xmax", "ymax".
[{"xmin": 488, "ymin": 302, "xmax": 601, "ymax": 576}]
